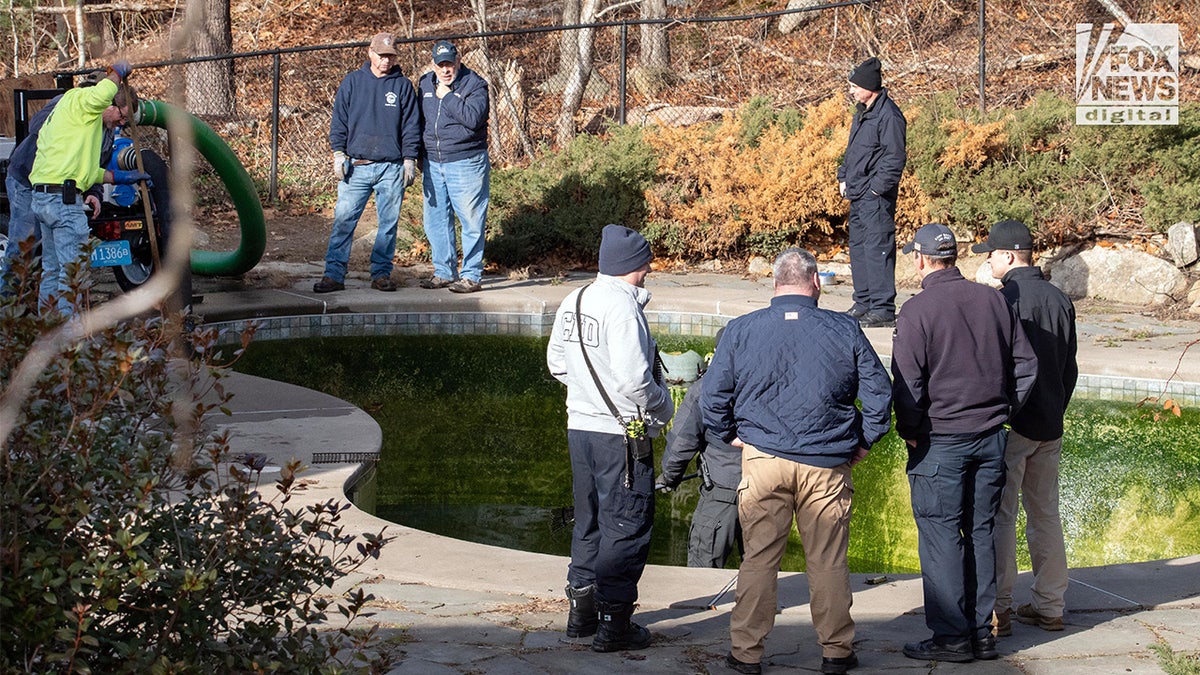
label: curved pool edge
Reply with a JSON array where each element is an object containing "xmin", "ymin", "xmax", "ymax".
[
  {"xmin": 211, "ymin": 368, "xmax": 1200, "ymax": 620},
  {"xmin": 200, "ymin": 274, "xmax": 1200, "ymax": 615}
]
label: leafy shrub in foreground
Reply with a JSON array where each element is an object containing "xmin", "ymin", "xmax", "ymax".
[{"xmin": 0, "ymin": 259, "xmax": 392, "ymax": 673}]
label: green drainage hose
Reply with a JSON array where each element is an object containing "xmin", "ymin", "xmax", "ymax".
[{"xmin": 137, "ymin": 99, "xmax": 266, "ymax": 276}]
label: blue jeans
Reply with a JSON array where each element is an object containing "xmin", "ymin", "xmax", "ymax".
[
  {"xmin": 907, "ymin": 427, "xmax": 1007, "ymax": 643},
  {"xmin": 567, "ymin": 429, "xmax": 654, "ymax": 605},
  {"xmin": 422, "ymin": 151, "xmax": 490, "ymax": 283},
  {"xmin": 32, "ymin": 191, "xmax": 90, "ymax": 315},
  {"xmin": 322, "ymin": 161, "xmax": 406, "ymax": 283},
  {"xmin": 1, "ymin": 174, "xmax": 35, "ymax": 289}
]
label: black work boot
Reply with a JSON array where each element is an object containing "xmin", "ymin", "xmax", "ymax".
[
  {"xmin": 565, "ymin": 584, "xmax": 597, "ymax": 638},
  {"xmin": 592, "ymin": 601, "xmax": 652, "ymax": 652}
]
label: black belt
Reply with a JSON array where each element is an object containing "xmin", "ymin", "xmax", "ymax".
[{"xmin": 33, "ymin": 183, "xmax": 77, "ymax": 194}]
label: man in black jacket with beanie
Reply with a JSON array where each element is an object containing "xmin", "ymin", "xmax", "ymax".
[{"xmin": 837, "ymin": 57, "xmax": 907, "ymax": 328}]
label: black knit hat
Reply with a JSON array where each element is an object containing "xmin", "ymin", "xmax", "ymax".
[
  {"xmin": 598, "ymin": 224, "xmax": 652, "ymax": 276},
  {"xmin": 848, "ymin": 57, "xmax": 883, "ymax": 91}
]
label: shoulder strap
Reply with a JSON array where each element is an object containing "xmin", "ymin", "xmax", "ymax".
[{"xmin": 575, "ymin": 284, "xmax": 627, "ymax": 427}]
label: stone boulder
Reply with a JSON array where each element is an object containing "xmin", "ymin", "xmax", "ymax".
[
  {"xmin": 778, "ymin": 0, "xmax": 823, "ymax": 34},
  {"xmin": 1166, "ymin": 221, "xmax": 1198, "ymax": 268},
  {"xmin": 974, "ymin": 259, "xmax": 1001, "ymax": 288},
  {"xmin": 1046, "ymin": 245, "xmax": 1189, "ymax": 305},
  {"xmin": 747, "ymin": 256, "xmax": 772, "ymax": 277}
]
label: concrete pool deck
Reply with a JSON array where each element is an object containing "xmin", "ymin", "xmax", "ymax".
[{"xmin": 199, "ymin": 269, "xmax": 1200, "ymax": 674}]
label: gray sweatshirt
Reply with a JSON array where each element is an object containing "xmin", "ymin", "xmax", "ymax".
[{"xmin": 547, "ymin": 274, "xmax": 674, "ymax": 436}]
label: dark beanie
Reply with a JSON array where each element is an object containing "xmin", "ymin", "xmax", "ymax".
[
  {"xmin": 848, "ymin": 57, "xmax": 883, "ymax": 91},
  {"xmin": 598, "ymin": 224, "xmax": 652, "ymax": 276}
]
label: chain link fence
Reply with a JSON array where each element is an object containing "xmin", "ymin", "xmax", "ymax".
[{"xmin": 52, "ymin": 0, "xmax": 1189, "ymax": 208}]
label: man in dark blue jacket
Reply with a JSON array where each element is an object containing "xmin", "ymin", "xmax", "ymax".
[
  {"xmin": 837, "ymin": 57, "xmax": 907, "ymax": 328},
  {"xmin": 892, "ymin": 223, "xmax": 1038, "ymax": 664},
  {"xmin": 702, "ymin": 248, "xmax": 892, "ymax": 675},
  {"xmin": 417, "ymin": 40, "xmax": 490, "ymax": 294},
  {"xmin": 973, "ymin": 219, "xmax": 1077, "ymax": 637},
  {"xmin": 314, "ymin": 32, "xmax": 420, "ymax": 294}
]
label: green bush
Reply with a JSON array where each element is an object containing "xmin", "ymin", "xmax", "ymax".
[
  {"xmin": 486, "ymin": 124, "xmax": 658, "ymax": 267},
  {"xmin": 0, "ymin": 256, "xmax": 392, "ymax": 673},
  {"xmin": 908, "ymin": 93, "xmax": 1200, "ymax": 241}
]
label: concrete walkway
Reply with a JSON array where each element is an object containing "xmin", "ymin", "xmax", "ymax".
[{"xmin": 197, "ymin": 267, "xmax": 1200, "ymax": 674}]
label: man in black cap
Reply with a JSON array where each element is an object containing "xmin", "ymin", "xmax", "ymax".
[
  {"xmin": 973, "ymin": 220, "xmax": 1077, "ymax": 638},
  {"xmin": 837, "ymin": 56, "xmax": 907, "ymax": 328},
  {"xmin": 417, "ymin": 39, "xmax": 491, "ymax": 293},
  {"xmin": 315, "ymin": 31, "xmax": 420, "ymax": 294},
  {"xmin": 892, "ymin": 223, "xmax": 1038, "ymax": 663},
  {"xmin": 546, "ymin": 224, "xmax": 674, "ymax": 652}
]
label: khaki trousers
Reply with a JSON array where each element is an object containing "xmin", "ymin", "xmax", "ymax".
[
  {"xmin": 730, "ymin": 446, "xmax": 855, "ymax": 663},
  {"xmin": 995, "ymin": 431, "xmax": 1069, "ymax": 617}
]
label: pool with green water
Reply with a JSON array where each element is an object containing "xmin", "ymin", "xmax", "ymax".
[{"xmin": 236, "ymin": 334, "xmax": 1200, "ymax": 573}]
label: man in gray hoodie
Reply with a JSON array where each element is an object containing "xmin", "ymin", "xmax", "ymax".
[{"xmin": 546, "ymin": 224, "xmax": 674, "ymax": 653}]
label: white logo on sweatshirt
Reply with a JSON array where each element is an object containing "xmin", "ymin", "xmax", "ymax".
[
  {"xmin": 385, "ymin": 91, "xmax": 398, "ymax": 108},
  {"xmin": 562, "ymin": 312, "xmax": 600, "ymax": 348}
]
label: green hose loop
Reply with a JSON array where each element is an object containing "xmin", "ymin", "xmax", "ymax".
[{"xmin": 137, "ymin": 99, "xmax": 266, "ymax": 276}]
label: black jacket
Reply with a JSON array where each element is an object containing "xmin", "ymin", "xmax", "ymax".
[
  {"xmin": 837, "ymin": 88, "xmax": 907, "ymax": 201},
  {"xmin": 891, "ymin": 267, "xmax": 1039, "ymax": 440},
  {"xmin": 1000, "ymin": 266, "xmax": 1078, "ymax": 440},
  {"xmin": 660, "ymin": 376, "xmax": 740, "ymax": 490}
]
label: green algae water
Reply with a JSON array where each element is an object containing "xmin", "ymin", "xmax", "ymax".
[{"xmin": 236, "ymin": 334, "xmax": 1200, "ymax": 573}]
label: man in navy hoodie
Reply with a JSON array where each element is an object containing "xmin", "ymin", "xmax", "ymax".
[
  {"xmin": 892, "ymin": 223, "xmax": 1038, "ymax": 664},
  {"xmin": 314, "ymin": 32, "xmax": 420, "ymax": 294},
  {"xmin": 837, "ymin": 57, "xmax": 907, "ymax": 329},
  {"xmin": 417, "ymin": 40, "xmax": 490, "ymax": 294}
]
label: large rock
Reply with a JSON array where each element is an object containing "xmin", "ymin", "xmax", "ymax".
[
  {"xmin": 747, "ymin": 256, "xmax": 772, "ymax": 276},
  {"xmin": 778, "ymin": 0, "xmax": 823, "ymax": 34},
  {"xmin": 1047, "ymin": 246, "xmax": 1189, "ymax": 305},
  {"xmin": 974, "ymin": 259, "xmax": 1001, "ymax": 288},
  {"xmin": 1166, "ymin": 221, "xmax": 1198, "ymax": 268}
]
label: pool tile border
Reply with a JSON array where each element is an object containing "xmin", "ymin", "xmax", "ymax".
[{"xmin": 209, "ymin": 310, "xmax": 1199, "ymax": 407}]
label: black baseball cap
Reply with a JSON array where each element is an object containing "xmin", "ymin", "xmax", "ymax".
[{"xmin": 971, "ymin": 219, "xmax": 1034, "ymax": 253}]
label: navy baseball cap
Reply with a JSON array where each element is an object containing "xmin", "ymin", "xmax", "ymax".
[
  {"xmin": 902, "ymin": 223, "xmax": 958, "ymax": 255},
  {"xmin": 432, "ymin": 40, "xmax": 458, "ymax": 64}
]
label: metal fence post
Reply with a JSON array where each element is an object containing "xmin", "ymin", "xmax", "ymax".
[
  {"xmin": 619, "ymin": 22, "xmax": 628, "ymax": 125},
  {"xmin": 978, "ymin": 0, "xmax": 986, "ymax": 114},
  {"xmin": 270, "ymin": 52, "xmax": 281, "ymax": 204}
]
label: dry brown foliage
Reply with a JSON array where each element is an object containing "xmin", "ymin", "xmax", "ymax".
[
  {"xmin": 938, "ymin": 118, "xmax": 1009, "ymax": 170},
  {"xmin": 644, "ymin": 96, "xmax": 931, "ymax": 257}
]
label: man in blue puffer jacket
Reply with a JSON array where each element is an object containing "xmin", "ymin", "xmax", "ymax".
[
  {"xmin": 837, "ymin": 57, "xmax": 907, "ymax": 329},
  {"xmin": 701, "ymin": 248, "xmax": 893, "ymax": 675},
  {"xmin": 417, "ymin": 40, "xmax": 490, "ymax": 294}
]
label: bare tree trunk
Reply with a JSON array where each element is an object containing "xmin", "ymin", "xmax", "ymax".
[
  {"xmin": 556, "ymin": 0, "xmax": 596, "ymax": 145},
  {"xmin": 639, "ymin": 0, "xmax": 668, "ymax": 70},
  {"xmin": 557, "ymin": 0, "xmax": 581, "ymax": 81},
  {"xmin": 184, "ymin": 0, "xmax": 234, "ymax": 117},
  {"xmin": 73, "ymin": 0, "xmax": 84, "ymax": 66}
]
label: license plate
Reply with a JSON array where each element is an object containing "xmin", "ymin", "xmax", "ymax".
[{"xmin": 90, "ymin": 239, "xmax": 133, "ymax": 267}]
